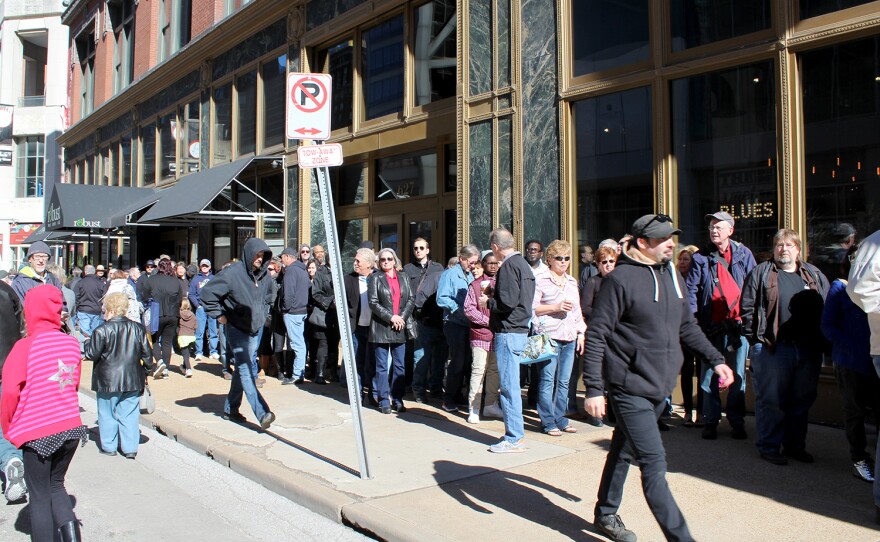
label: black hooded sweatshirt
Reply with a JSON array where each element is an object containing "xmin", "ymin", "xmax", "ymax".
[
  {"xmin": 582, "ymin": 244, "xmax": 724, "ymax": 402},
  {"xmin": 200, "ymin": 238, "xmax": 274, "ymax": 335}
]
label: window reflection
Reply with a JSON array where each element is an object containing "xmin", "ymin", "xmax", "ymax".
[
  {"xmin": 800, "ymin": 0, "xmax": 874, "ymax": 19},
  {"xmin": 141, "ymin": 122, "xmax": 156, "ymax": 184},
  {"xmin": 673, "ymin": 61, "xmax": 777, "ymax": 256},
  {"xmin": 334, "ymin": 163, "xmax": 366, "ymax": 205},
  {"xmin": 376, "ymin": 149, "xmax": 437, "ymax": 201},
  {"xmin": 802, "ymin": 37, "xmax": 880, "ymax": 281},
  {"xmin": 120, "ymin": 138, "xmax": 131, "ymax": 187},
  {"xmin": 237, "ymin": 70, "xmax": 257, "ymax": 155},
  {"xmin": 213, "ymin": 84, "xmax": 232, "ymax": 164},
  {"xmin": 362, "ymin": 16, "xmax": 404, "ymax": 120},
  {"xmin": 159, "ymin": 111, "xmax": 176, "ymax": 180},
  {"xmin": 179, "ymin": 100, "xmax": 199, "ymax": 175},
  {"xmin": 571, "ymin": 0, "xmax": 648, "ymax": 77},
  {"xmin": 339, "ymin": 219, "xmax": 364, "ymax": 272},
  {"xmin": 317, "ymin": 41, "xmax": 353, "ymax": 130},
  {"xmin": 262, "ymin": 55, "xmax": 286, "ymax": 148},
  {"xmin": 671, "ymin": 0, "xmax": 771, "ymax": 52},
  {"xmin": 574, "ymin": 87, "xmax": 653, "ymax": 247},
  {"xmin": 414, "ymin": 0, "xmax": 456, "ymax": 105}
]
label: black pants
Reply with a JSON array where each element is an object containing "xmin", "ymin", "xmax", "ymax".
[
  {"xmin": 152, "ymin": 316, "xmax": 177, "ymax": 366},
  {"xmin": 23, "ymin": 439, "xmax": 78, "ymax": 542},
  {"xmin": 595, "ymin": 390, "xmax": 693, "ymax": 542},
  {"xmin": 680, "ymin": 346, "xmax": 703, "ymax": 419},
  {"xmin": 836, "ymin": 365, "xmax": 880, "ymax": 462}
]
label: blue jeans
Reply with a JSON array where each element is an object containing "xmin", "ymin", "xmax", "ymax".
[
  {"xmin": 195, "ymin": 306, "xmax": 219, "ymax": 356},
  {"xmin": 537, "ymin": 339, "xmax": 575, "ymax": 433},
  {"xmin": 282, "ymin": 313, "xmax": 308, "ymax": 379},
  {"xmin": 751, "ymin": 342, "xmax": 821, "ymax": 454},
  {"xmin": 700, "ymin": 332, "xmax": 748, "ymax": 426},
  {"xmin": 78, "ymin": 312, "xmax": 104, "ymax": 338},
  {"xmin": 872, "ymin": 356, "xmax": 880, "ymax": 506},
  {"xmin": 412, "ymin": 323, "xmax": 447, "ymax": 395},
  {"xmin": 96, "ymin": 391, "xmax": 141, "ymax": 454},
  {"xmin": 442, "ymin": 322, "xmax": 472, "ymax": 404},
  {"xmin": 373, "ymin": 342, "xmax": 406, "ymax": 408},
  {"xmin": 225, "ymin": 325, "xmax": 270, "ymax": 420},
  {"xmin": 495, "ymin": 333, "xmax": 527, "ymax": 444},
  {"xmin": 0, "ymin": 382, "xmax": 22, "ymax": 470}
]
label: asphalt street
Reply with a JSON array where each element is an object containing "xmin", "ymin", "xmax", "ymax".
[{"xmin": 0, "ymin": 393, "xmax": 370, "ymax": 542}]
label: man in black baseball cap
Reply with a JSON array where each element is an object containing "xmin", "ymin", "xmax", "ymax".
[{"xmin": 582, "ymin": 213, "xmax": 731, "ymax": 542}]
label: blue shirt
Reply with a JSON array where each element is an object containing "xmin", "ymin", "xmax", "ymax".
[{"xmin": 436, "ymin": 264, "xmax": 473, "ymax": 327}]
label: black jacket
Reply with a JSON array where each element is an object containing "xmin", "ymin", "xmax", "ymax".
[
  {"xmin": 140, "ymin": 274, "xmax": 187, "ymax": 319},
  {"xmin": 413, "ymin": 271, "xmax": 444, "ymax": 328},
  {"xmin": 310, "ymin": 265, "xmax": 337, "ymax": 329},
  {"xmin": 0, "ymin": 281, "xmax": 24, "ymax": 378},
  {"xmin": 74, "ymin": 274, "xmax": 108, "ymax": 315},
  {"xmin": 403, "ymin": 260, "xmax": 444, "ymax": 291},
  {"xmin": 489, "ymin": 252, "xmax": 535, "ymax": 334},
  {"xmin": 201, "ymin": 237, "xmax": 274, "ymax": 335},
  {"xmin": 84, "ymin": 316, "xmax": 152, "ymax": 393},
  {"xmin": 344, "ymin": 271, "xmax": 374, "ymax": 329},
  {"xmin": 582, "ymin": 246, "xmax": 724, "ymax": 402},
  {"xmin": 368, "ymin": 271, "xmax": 415, "ymax": 344}
]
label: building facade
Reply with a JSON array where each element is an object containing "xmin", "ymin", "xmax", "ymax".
[{"xmin": 0, "ymin": 0, "xmax": 69, "ymax": 270}]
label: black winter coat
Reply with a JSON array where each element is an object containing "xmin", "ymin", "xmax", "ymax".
[
  {"xmin": 368, "ymin": 271, "xmax": 415, "ymax": 344},
  {"xmin": 141, "ymin": 274, "xmax": 187, "ymax": 319},
  {"xmin": 0, "ymin": 281, "xmax": 24, "ymax": 377},
  {"xmin": 84, "ymin": 316, "xmax": 152, "ymax": 393}
]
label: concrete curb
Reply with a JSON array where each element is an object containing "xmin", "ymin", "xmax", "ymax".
[{"xmin": 341, "ymin": 501, "xmax": 456, "ymax": 542}]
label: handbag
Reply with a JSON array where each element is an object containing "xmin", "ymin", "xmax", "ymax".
[
  {"xmin": 405, "ymin": 316, "xmax": 419, "ymax": 341},
  {"xmin": 519, "ymin": 318, "xmax": 557, "ymax": 365},
  {"xmin": 139, "ymin": 383, "xmax": 156, "ymax": 414},
  {"xmin": 308, "ymin": 306, "xmax": 327, "ymax": 328}
]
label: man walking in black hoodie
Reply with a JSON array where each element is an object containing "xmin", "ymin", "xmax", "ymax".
[
  {"xmin": 583, "ymin": 214, "xmax": 733, "ymax": 542},
  {"xmin": 201, "ymin": 237, "xmax": 276, "ymax": 430}
]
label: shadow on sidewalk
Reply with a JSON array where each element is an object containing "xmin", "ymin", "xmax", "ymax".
[{"xmin": 433, "ymin": 460, "xmax": 601, "ymax": 541}]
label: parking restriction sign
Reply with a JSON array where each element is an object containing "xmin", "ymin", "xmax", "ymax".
[{"xmin": 286, "ymin": 73, "xmax": 332, "ymax": 140}]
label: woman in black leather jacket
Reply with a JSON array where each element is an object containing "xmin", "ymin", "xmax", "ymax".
[
  {"xmin": 84, "ymin": 292, "xmax": 153, "ymax": 458},
  {"xmin": 368, "ymin": 248, "xmax": 414, "ymax": 414}
]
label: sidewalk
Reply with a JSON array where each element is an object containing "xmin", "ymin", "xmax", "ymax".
[{"xmin": 81, "ymin": 355, "xmax": 880, "ymax": 541}]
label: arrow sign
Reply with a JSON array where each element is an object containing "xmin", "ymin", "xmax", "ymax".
[{"xmin": 287, "ymin": 73, "xmax": 332, "ymax": 140}]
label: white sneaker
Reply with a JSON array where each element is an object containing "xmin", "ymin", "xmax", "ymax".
[
  {"xmin": 489, "ymin": 439, "xmax": 525, "ymax": 453},
  {"xmin": 209, "ymin": 353, "xmax": 220, "ymax": 360},
  {"xmin": 195, "ymin": 354, "xmax": 203, "ymax": 361},
  {"xmin": 483, "ymin": 403, "xmax": 504, "ymax": 419},
  {"xmin": 467, "ymin": 410, "xmax": 480, "ymax": 424},
  {"xmin": 163, "ymin": 369, "xmax": 169, "ymax": 379},
  {"xmin": 152, "ymin": 362, "xmax": 167, "ymax": 379},
  {"xmin": 3, "ymin": 457, "xmax": 26, "ymax": 501},
  {"xmin": 185, "ymin": 369, "xmax": 193, "ymax": 378}
]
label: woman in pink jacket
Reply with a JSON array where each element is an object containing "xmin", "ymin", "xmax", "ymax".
[{"xmin": 1, "ymin": 284, "xmax": 85, "ymax": 542}]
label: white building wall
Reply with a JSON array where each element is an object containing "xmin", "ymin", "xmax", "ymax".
[{"xmin": 0, "ymin": 0, "xmax": 67, "ymax": 271}]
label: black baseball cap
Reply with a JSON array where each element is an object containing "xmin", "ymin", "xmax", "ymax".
[{"xmin": 631, "ymin": 214, "xmax": 681, "ymax": 239}]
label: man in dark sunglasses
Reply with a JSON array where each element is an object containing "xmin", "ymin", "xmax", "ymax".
[{"xmin": 582, "ymin": 213, "xmax": 732, "ymax": 542}]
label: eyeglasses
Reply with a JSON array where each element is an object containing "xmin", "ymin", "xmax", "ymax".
[
  {"xmin": 552, "ymin": 256, "xmax": 571, "ymax": 262},
  {"xmin": 200, "ymin": 264, "xmax": 210, "ymax": 267},
  {"xmin": 465, "ymin": 258, "xmax": 479, "ymax": 266},
  {"xmin": 413, "ymin": 246, "xmax": 427, "ymax": 251},
  {"xmin": 379, "ymin": 257, "xmax": 395, "ymax": 262},
  {"xmin": 599, "ymin": 259, "xmax": 616, "ymax": 265},
  {"xmin": 708, "ymin": 224, "xmax": 730, "ymax": 232},
  {"xmin": 526, "ymin": 247, "xmax": 542, "ymax": 253},
  {"xmin": 635, "ymin": 214, "xmax": 672, "ymax": 238},
  {"xmin": 30, "ymin": 254, "xmax": 49, "ymax": 261},
  {"xmin": 775, "ymin": 242, "xmax": 797, "ymax": 250}
]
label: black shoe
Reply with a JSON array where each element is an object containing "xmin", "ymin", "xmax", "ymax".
[
  {"xmin": 441, "ymin": 402, "xmax": 458, "ymax": 412},
  {"xmin": 222, "ymin": 411, "xmax": 247, "ymax": 423},
  {"xmin": 260, "ymin": 411, "xmax": 276, "ymax": 429},
  {"xmin": 760, "ymin": 451, "xmax": 788, "ymax": 465},
  {"xmin": 701, "ymin": 423, "xmax": 718, "ymax": 440},
  {"xmin": 58, "ymin": 520, "xmax": 82, "ymax": 542},
  {"xmin": 875, "ymin": 505, "xmax": 880, "ymax": 526},
  {"xmin": 123, "ymin": 452, "xmax": 137, "ymax": 460},
  {"xmin": 782, "ymin": 448, "xmax": 814, "ymax": 463},
  {"xmin": 392, "ymin": 402, "xmax": 407, "ymax": 413},
  {"xmin": 98, "ymin": 449, "xmax": 117, "ymax": 457},
  {"xmin": 594, "ymin": 514, "xmax": 637, "ymax": 542},
  {"xmin": 657, "ymin": 420, "xmax": 670, "ymax": 431},
  {"xmin": 293, "ymin": 378, "xmax": 305, "ymax": 385},
  {"xmin": 731, "ymin": 425, "xmax": 747, "ymax": 440},
  {"xmin": 314, "ymin": 376, "xmax": 328, "ymax": 385},
  {"xmin": 415, "ymin": 394, "xmax": 428, "ymax": 404}
]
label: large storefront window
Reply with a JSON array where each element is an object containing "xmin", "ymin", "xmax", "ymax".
[
  {"xmin": 414, "ymin": 0, "xmax": 456, "ymax": 106},
  {"xmin": 802, "ymin": 37, "xmax": 880, "ymax": 281},
  {"xmin": 800, "ymin": 0, "xmax": 875, "ymax": 19},
  {"xmin": 573, "ymin": 86, "xmax": 653, "ymax": 248},
  {"xmin": 213, "ymin": 83, "xmax": 233, "ymax": 164},
  {"xmin": 262, "ymin": 54, "xmax": 286, "ymax": 148},
  {"xmin": 375, "ymin": 149, "xmax": 437, "ymax": 201},
  {"xmin": 670, "ymin": 0, "xmax": 771, "ymax": 52},
  {"xmin": 159, "ymin": 111, "xmax": 176, "ymax": 180},
  {"xmin": 179, "ymin": 100, "xmax": 199, "ymax": 175},
  {"xmin": 317, "ymin": 41, "xmax": 353, "ymax": 130},
  {"xmin": 362, "ymin": 16, "xmax": 404, "ymax": 120},
  {"xmin": 141, "ymin": 122, "xmax": 156, "ymax": 184},
  {"xmin": 237, "ymin": 70, "xmax": 257, "ymax": 156},
  {"xmin": 571, "ymin": 0, "xmax": 649, "ymax": 77},
  {"xmin": 673, "ymin": 61, "xmax": 777, "ymax": 256},
  {"xmin": 120, "ymin": 138, "xmax": 131, "ymax": 187}
]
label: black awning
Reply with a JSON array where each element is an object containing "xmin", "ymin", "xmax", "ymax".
[
  {"xmin": 45, "ymin": 183, "xmax": 160, "ymax": 231},
  {"xmin": 137, "ymin": 157, "xmax": 281, "ymax": 224}
]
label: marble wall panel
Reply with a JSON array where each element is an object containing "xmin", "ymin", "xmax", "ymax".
[
  {"xmin": 286, "ymin": 165, "xmax": 299, "ymax": 247},
  {"xmin": 309, "ymin": 168, "xmax": 326, "ymax": 246},
  {"xmin": 496, "ymin": 0, "xmax": 511, "ymax": 88},
  {"xmin": 498, "ymin": 116, "xmax": 513, "ymax": 231},
  {"xmin": 306, "ymin": 0, "xmax": 369, "ymax": 31},
  {"xmin": 469, "ymin": 120, "xmax": 492, "ymax": 246},
  {"xmin": 469, "ymin": 0, "xmax": 492, "ymax": 96},
  {"xmin": 212, "ymin": 19, "xmax": 287, "ymax": 81}
]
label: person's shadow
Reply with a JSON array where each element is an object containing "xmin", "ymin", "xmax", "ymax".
[{"xmin": 433, "ymin": 460, "xmax": 602, "ymax": 540}]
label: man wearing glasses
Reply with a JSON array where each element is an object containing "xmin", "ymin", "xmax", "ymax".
[
  {"xmin": 189, "ymin": 259, "xmax": 220, "ymax": 361},
  {"xmin": 583, "ymin": 214, "xmax": 732, "ymax": 542},
  {"xmin": 741, "ymin": 229, "xmax": 829, "ymax": 466},
  {"xmin": 406, "ymin": 238, "xmax": 445, "ymax": 403},
  {"xmin": 10, "ymin": 241, "xmax": 64, "ymax": 304},
  {"xmin": 437, "ymin": 244, "xmax": 480, "ymax": 412},
  {"xmin": 685, "ymin": 211, "xmax": 757, "ymax": 441}
]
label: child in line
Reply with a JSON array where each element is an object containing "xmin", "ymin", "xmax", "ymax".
[{"xmin": 178, "ymin": 299, "xmax": 197, "ymax": 378}]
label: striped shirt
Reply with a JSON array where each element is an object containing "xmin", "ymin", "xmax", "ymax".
[{"xmin": 532, "ymin": 270, "xmax": 587, "ymax": 342}]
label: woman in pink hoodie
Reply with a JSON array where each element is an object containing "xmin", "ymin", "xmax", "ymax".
[{"xmin": 1, "ymin": 284, "xmax": 85, "ymax": 542}]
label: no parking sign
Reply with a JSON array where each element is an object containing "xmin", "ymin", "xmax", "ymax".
[{"xmin": 286, "ymin": 73, "xmax": 332, "ymax": 140}]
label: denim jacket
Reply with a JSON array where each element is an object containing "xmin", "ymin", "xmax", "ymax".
[{"xmin": 436, "ymin": 264, "xmax": 473, "ymax": 327}]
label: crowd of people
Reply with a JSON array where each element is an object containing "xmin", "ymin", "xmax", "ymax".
[{"xmin": 1, "ymin": 211, "xmax": 879, "ymax": 541}]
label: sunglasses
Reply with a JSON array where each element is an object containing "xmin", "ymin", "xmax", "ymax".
[
  {"xmin": 301, "ymin": 250, "xmax": 310, "ymax": 254},
  {"xmin": 635, "ymin": 214, "xmax": 672, "ymax": 238},
  {"xmin": 552, "ymin": 256, "xmax": 571, "ymax": 262},
  {"xmin": 379, "ymin": 257, "xmax": 395, "ymax": 262},
  {"xmin": 413, "ymin": 246, "xmax": 427, "ymax": 250},
  {"xmin": 599, "ymin": 259, "xmax": 616, "ymax": 265}
]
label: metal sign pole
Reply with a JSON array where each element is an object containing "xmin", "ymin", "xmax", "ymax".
[{"xmin": 312, "ymin": 152, "xmax": 372, "ymax": 480}]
